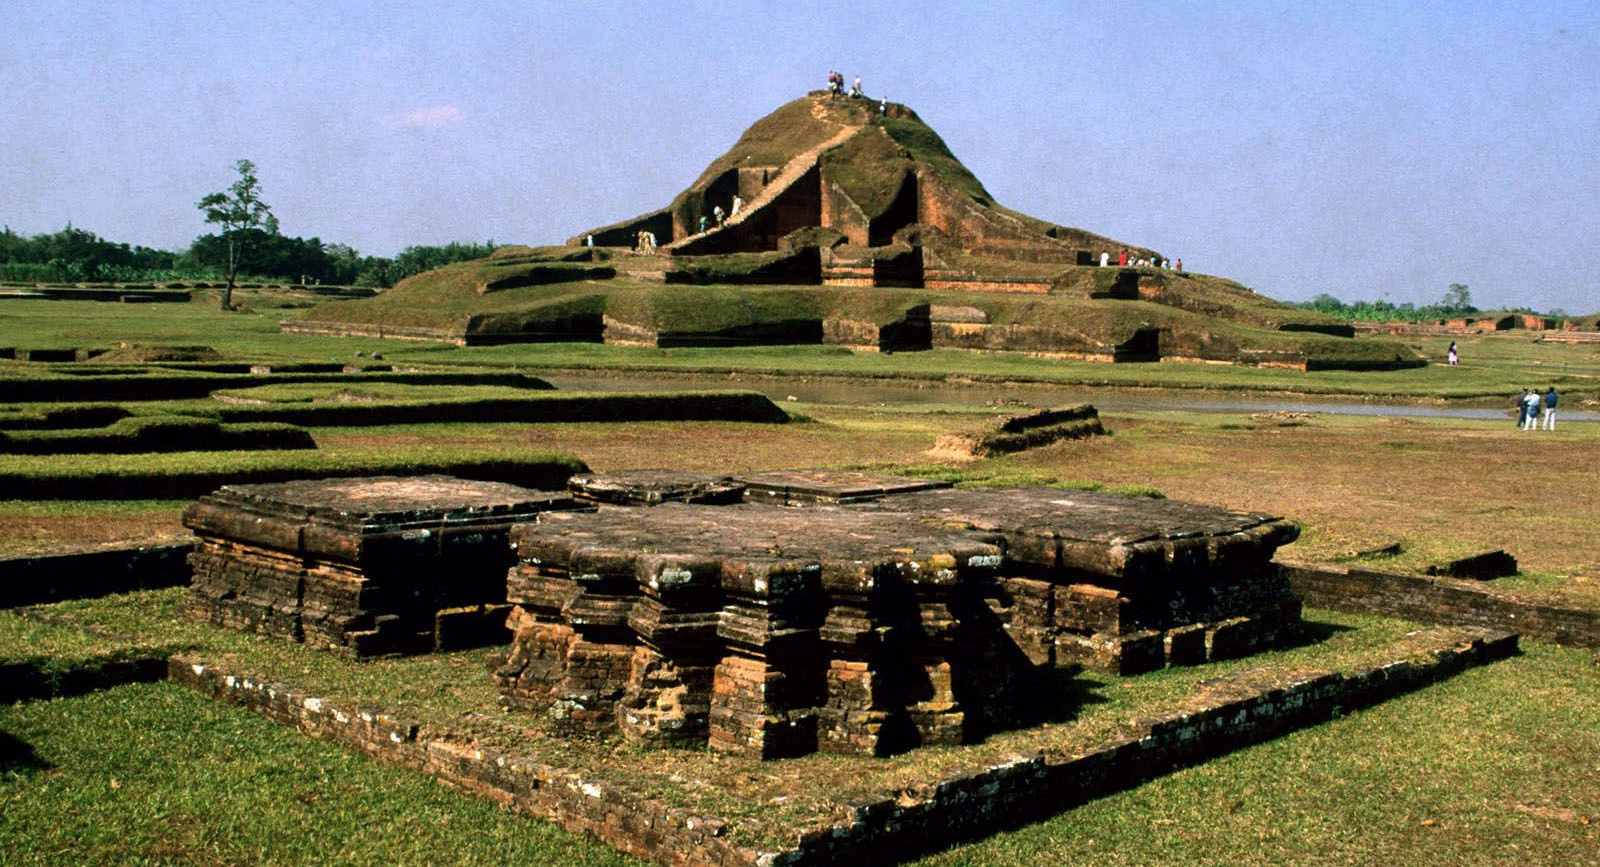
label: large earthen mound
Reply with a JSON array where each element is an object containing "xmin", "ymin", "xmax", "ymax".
[{"xmin": 288, "ymin": 94, "xmax": 1421, "ymax": 369}]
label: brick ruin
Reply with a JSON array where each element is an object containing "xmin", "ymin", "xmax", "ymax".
[
  {"xmin": 491, "ymin": 473, "xmax": 1301, "ymax": 758},
  {"xmin": 183, "ymin": 471, "xmax": 1301, "ymax": 758},
  {"xmin": 183, "ymin": 475, "xmax": 584, "ymax": 656},
  {"xmin": 570, "ymin": 94, "xmax": 1159, "ymax": 290}
]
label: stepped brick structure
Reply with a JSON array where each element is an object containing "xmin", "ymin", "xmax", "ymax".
[
  {"xmin": 571, "ymin": 94, "xmax": 1158, "ymax": 288},
  {"xmin": 183, "ymin": 476, "xmax": 585, "ymax": 657},
  {"xmin": 491, "ymin": 478, "xmax": 1301, "ymax": 758}
]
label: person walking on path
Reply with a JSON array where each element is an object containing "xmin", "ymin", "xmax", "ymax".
[{"xmin": 1542, "ymin": 386, "xmax": 1558, "ymax": 430}]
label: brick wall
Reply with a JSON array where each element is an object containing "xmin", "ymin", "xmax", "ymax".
[
  {"xmin": 1285, "ymin": 563, "xmax": 1600, "ymax": 649},
  {"xmin": 170, "ymin": 625, "xmax": 1514, "ymax": 866}
]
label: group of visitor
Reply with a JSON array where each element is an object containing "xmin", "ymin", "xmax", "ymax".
[
  {"xmin": 1099, "ymin": 249, "xmax": 1182, "ymax": 271},
  {"xmin": 826, "ymin": 71, "xmax": 864, "ymax": 99},
  {"xmin": 1516, "ymin": 386, "xmax": 1558, "ymax": 430},
  {"xmin": 695, "ymin": 196, "xmax": 744, "ymax": 236}
]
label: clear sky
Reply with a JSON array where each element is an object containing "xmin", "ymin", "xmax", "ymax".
[{"xmin": 4, "ymin": 0, "xmax": 1596, "ymax": 313}]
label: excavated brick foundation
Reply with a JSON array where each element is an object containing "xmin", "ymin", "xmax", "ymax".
[
  {"xmin": 492, "ymin": 478, "xmax": 1303, "ymax": 758},
  {"xmin": 182, "ymin": 475, "xmax": 586, "ymax": 656}
]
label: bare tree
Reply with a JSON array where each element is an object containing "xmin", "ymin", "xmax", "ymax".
[{"xmin": 198, "ymin": 159, "xmax": 278, "ymax": 311}]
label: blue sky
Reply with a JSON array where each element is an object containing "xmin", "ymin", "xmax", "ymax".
[{"xmin": 3, "ymin": 0, "xmax": 1596, "ymax": 313}]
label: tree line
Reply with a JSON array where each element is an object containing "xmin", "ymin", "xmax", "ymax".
[
  {"xmin": 2, "ymin": 160, "xmax": 499, "ymax": 293},
  {"xmin": 0, "ymin": 224, "xmax": 498, "ymax": 290},
  {"xmin": 1292, "ymin": 284, "xmax": 1564, "ymax": 323}
]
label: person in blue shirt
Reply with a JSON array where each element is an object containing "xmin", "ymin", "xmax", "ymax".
[{"xmin": 1542, "ymin": 386, "xmax": 1558, "ymax": 430}]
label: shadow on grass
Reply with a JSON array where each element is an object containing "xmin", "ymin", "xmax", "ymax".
[
  {"xmin": 1020, "ymin": 666, "xmax": 1110, "ymax": 729},
  {"xmin": 0, "ymin": 728, "xmax": 49, "ymax": 777},
  {"xmin": 1288, "ymin": 617, "xmax": 1357, "ymax": 651}
]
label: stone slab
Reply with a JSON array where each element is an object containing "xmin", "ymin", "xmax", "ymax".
[
  {"xmin": 873, "ymin": 486, "xmax": 1299, "ymax": 583},
  {"xmin": 567, "ymin": 469, "xmax": 746, "ymax": 506},
  {"xmin": 729, "ymin": 469, "xmax": 950, "ymax": 505}
]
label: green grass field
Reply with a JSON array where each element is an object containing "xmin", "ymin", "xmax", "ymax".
[
  {"xmin": 2, "ymin": 295, "xmax": 1598, "ymax": 864},
  {"xmin": 0, "ymin": 683, "xmax": 642, "ymax": 867},
  {"xmin": 6, "ymin": 298, "xmax": 1596, "ymax": 401}
]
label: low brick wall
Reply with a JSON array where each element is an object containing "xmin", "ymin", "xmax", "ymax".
[
  {"xmin": 279, "ymin": 320, "xmax": 469, "ymax": 344},
  {"xmin": 168, "ymin": 657, "xmax": 765, "ymax": 866},
  {"xmin": 0, "ymin": 542, "xmax": 195, "ymax": 607},
  {"xmin": 1285, "ymin": 562, "xmax": 1600, "ymax": 649},
  {"xmin": 168, "ymin": 625, "xmax": 1514, "ymax": 866}
]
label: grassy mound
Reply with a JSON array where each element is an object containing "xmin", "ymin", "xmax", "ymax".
[
  {"xmin": 0, "ymin": 416, "xmax": 314, "ymax": 454},
  {"xmin": 0, "ymin": 447, "xmax": 587, "ymax": 500},
  {"xmin": 0, "ymin": 368, "xmax": 554, "ymax": 403},
  {"xmin": 293, "ymin": 268, "xmax": 1420, "ymax": 368}
]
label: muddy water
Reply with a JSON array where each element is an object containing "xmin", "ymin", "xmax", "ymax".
[{"xmin": 544, "ymin": 373, "xmax": 1597, "ymax": 423}]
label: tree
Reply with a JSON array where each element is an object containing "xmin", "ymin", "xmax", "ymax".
[
  {"xmin": 197, "ymin": 159, "xmax": 278, "ymax": 310},
  {"xmin": 1440, "ymin": 283, "xmax": 1474, "ymax": 315}
]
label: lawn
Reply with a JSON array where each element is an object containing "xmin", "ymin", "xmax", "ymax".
[
  {"xmin": 2, "ymin": 295, "xmax": 1598, "ymax": 864},
  {"xmin": 0, "ymin": 683, "xmax": 642, "ymax": 867}
]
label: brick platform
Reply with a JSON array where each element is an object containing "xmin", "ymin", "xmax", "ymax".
[
  {"xmin": 493, "ymin": 484, "xmax": 1302, "ymax": 758},
  {"xmin": 183, "ymin": 475, "xmax": 585, "ymax": 657}
]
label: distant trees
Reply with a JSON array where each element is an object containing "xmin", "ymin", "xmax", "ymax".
[
  {"xmin": 2, "ymin": 226, "xmax": 501, "ymax": 291},
  {"xmin": 0, "ymin": 224, "xmax": 175, "ymax": 283},
  {"xmin": 1295, "ymin": 284, "xmax": 1490, "ymax": 323},
  {"xmin": 197, "ymin": 159, "xmax": 279, "ymax": 310},
  {"xmin": 390, "ymin": 241, "xmax": 499, "ymax": 277},
  {"xmin": 3, "ymin": 159, "xmax": 508, "ymax": 295}
]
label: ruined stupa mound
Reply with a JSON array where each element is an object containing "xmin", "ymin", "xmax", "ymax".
[
  {"xmin": 286, "ymin": 94, "xmax": 1422, "ymax": 370},
  {"xmin": 571, "ymin": 93, "xmax": 1155, "ymax": 270}
]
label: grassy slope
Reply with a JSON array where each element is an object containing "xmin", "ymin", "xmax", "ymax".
[
  {"xmin": 291, "ymin": 273, "xmax": 1412, "ymax": 365},
  {"xmin": 913, "ymin": 639, "xmax": 1600, "ymax": 867}
]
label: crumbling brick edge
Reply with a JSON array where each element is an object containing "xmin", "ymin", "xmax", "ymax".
[
  {"xmin": 166, "ymin": 626, "xmax": 1517, "ymax": 867},
  {"xmin": 1286, "ymin": 561, "xmax": 1600, "ymax": 649}
]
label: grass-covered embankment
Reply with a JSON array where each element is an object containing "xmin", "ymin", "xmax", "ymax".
[
  {"xmin": 0, "ymin": 446, "xmax": 587, "ymax": 500},
  {"xmin": 0, "ymin": 416, "xmax": 312, "ymax": 454}
]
